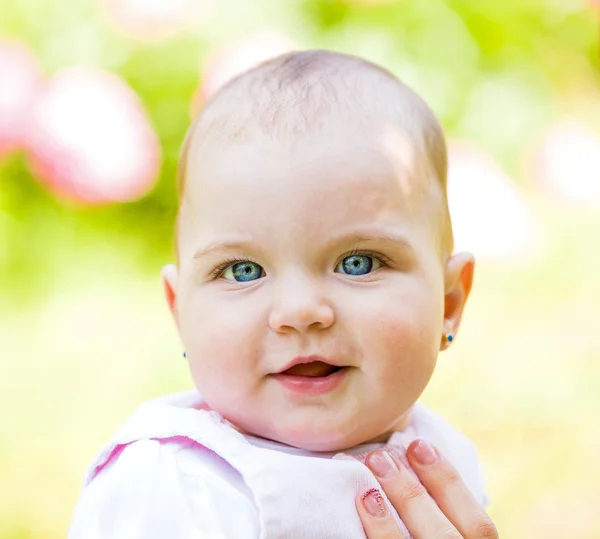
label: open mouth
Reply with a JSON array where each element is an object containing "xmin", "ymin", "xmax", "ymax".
[
  {"xmin": 280, "ymin": 361, "xmax": 344, "ymax": 378},
  {"xmin": 273, "ymin": 360, "xmax": 349, "ymax": 394}
]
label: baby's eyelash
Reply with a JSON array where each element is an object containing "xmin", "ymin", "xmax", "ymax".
[
  {"xmin": 208, "ymin": 256, "xmax": 258, "ymax": 280},
  {"xmin": 343, "ymin": 248, "xmax": 394, "ymax": 268}
]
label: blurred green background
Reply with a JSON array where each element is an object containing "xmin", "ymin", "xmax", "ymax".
[{"xmin": 1, "ymin": 0, "xmax": 600, "ymax": 538}]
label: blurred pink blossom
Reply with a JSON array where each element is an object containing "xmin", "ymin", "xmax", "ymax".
[
  {"xmin": 192, "ymin": 31, "xmax": 296, "ymax": 115},
  {"xmin": 529, "ymin": 118, "xmax": 600, "ymax": 208},
  {"xmin": 0, "ymin": 40, "xmax": 44, "ymax": 158},
  {"xmin": 103, "ymin": 0, "xmax": 208, "ymax": 42},
  {"xmin": 26, "ymin": 66, "xmax": 161, "ymax": 204},
  {"xmin": 447, "ymin": 142, "xmax": 541, "ymax": 261}
]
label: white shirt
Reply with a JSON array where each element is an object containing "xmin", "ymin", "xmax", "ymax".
[{"xmin": 69, "ymin": 391, "xmax": 489, "ymax": 539}]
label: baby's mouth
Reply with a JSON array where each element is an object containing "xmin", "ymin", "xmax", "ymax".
[
  {"xmin": 281, "ymin": 361, "xmax": 343, "ymax": 378},
  {"xmin": 272, "ymin": 358, "xmax": 350, "ymax": 394}
]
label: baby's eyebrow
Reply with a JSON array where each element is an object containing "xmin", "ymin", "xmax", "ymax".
[
  {"xmin": 193, "ymin": 239, "xmax": 259, "ymax": 261},
  {"xmin": 326, "ymin": 230, "xmax": 415, "ymax": 254},
  {"xmin": 192, "ymin": 230, "xmax": 414, "ymax": 261}
]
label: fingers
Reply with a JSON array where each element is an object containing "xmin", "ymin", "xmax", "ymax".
[
  {"xmin": 355, "ymin": 487, "xmax": 406, "ymax": 539},
  {"xmin": 358, "ymin": 442, "xmax": 499, "ymax": 539},
  {"xmin": 405, "ymin": 440, "xmax": 498, "ymax": 539},
  {"xmin": 364, "ymin": 450, "xmax": 462, "ymax": 538}
]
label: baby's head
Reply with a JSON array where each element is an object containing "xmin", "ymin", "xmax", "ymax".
[{"xmin": 162, "ymin": 50, "xmax": 474, "ymax": 452}]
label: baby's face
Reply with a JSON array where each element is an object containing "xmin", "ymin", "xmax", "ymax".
[{"xmin": 168, "ymin": 125, "xmax": 454, "ymax": 452}]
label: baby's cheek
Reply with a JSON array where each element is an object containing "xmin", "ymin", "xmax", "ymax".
[
  {"xmin": 392, "ymin": 281, "xmax": 440, "ymax": 331},
  {"xmin": 186, "ymin": 300, "xmax": 262, "ymax": 389},
  {"xmin": 186, "ymin": 294, "xmax": 239, "ymax": 347},
  {"xmin": 365, "ymin": 295, "xmax": 433, "ymax": 347},
  {"xmin": 359, "ymin": 291, "xmax": 440, "ymax": 381}
]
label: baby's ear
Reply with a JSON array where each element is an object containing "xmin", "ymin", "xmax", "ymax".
[
  {"xmin": 161, "ymin": 264, "xmax": 179, "ymax": 325},
  {"xmin": 442, "ymin": 252, "xmax": 475, "ymax": 348}
]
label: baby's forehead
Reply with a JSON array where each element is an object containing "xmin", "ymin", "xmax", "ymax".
[
  {"xmin": 183, "ymin": 102, "xmax": 437, "ymax": 210},
  {"xmin": 185, "ymin": 110, "xmax": 438, "ymax": 220},
  {"xmin": 181, "ymin": 131, "xmax": 448, "ymax": 250}
]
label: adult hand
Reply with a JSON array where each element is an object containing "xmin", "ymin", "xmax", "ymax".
[{"xmin": 356, "ymin": 440, "xmax": 498, "ymax": 538}]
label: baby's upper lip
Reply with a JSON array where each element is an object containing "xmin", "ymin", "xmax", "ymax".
[{"xmin": 275, "ymin": 355, "xmax": 344, "ymax": 374}]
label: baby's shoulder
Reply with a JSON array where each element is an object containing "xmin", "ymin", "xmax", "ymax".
[
  {"xmin": 83, "ymin": 390, "xmax": 242, "ymax": 487},
  {"xmin": 70, "ymin": 394, "xmax": 260, "ymax": 538}
]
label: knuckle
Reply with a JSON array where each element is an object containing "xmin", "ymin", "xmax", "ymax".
[
  {"xmin": 434, "ymin": 463, "xmax": 462, "ymax": 486},
  {"xmin": 396, "ymin": 479, "xmax": 428, "ymax": 505},
  {"xmin": 434, "ymin": 524, "xmax": 463, "ymax": 539},
  {"xmin": 471, "ymin": 517, "xmax": 498, "ymax": 539}
]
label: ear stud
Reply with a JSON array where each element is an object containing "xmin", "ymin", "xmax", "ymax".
[
  {"xmin": 444, "ymin": 333, "xmax": 454, "ymax": 343},
  {"xmin": 183, "ymin": 352, "xmax": 187, "ymax": 358}
]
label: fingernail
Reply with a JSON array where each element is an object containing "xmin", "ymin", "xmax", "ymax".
[
  {"xmin": 362, "ymin": 488, "xmax": 388, "ymax": 519},
  {"xmin": 366, "ymin": 450, "xmax": 399, "ymax": 478},
  {"xmin": 411, "ymin": 439, "xmax": 438, "ymax": 465}
]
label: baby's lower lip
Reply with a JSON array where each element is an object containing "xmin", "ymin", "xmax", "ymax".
[{"xmin": 271, "ymin": 367, "xmax": 350, "ymax": 395}]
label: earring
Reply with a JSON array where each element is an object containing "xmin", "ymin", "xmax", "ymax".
[
  {"xmin": 443, "ymin": 333, "xmax": 454, "ymax": 343},
  {"xmin": 183, "ymin": 352, "xmax": 187, "ymax": 358}
]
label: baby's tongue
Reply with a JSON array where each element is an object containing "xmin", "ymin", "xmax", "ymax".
[{"xmin": 283, "ymin": 362, "xmax": 337, "ymax": 377}]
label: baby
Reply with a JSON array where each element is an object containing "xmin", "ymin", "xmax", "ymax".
[{"xmin": 69, "ymin": 50, "xmax": 488, "ymax": 538}]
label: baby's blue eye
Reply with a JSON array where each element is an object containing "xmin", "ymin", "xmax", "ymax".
[
  {"xmin": 223, "ymin": 261, "xmax": 264, "ymax": 282},
  {"xmin": 337, "ymin": 255, "xmax": 375, "ymax": 276}
]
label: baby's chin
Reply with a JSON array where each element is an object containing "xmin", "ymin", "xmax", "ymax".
[
  {"xmin": 211, "ymin": 397, "xmax": 414, "ymax": 452},
  {"xmin": 221, "ymin": 413, "xmax": 358, "ymax": 452},
  {"xmin": 267, "ymin": 409, "xmax": 414, "ymax": 452},
  {"xmin": 230, "ymin": 417, "xmax": 402, "ymax": 453}
]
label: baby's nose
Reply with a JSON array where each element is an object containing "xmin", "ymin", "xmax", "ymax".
[{"xmin": 268, "ymin": 275, "xmax": 334, "ymax": 333}]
